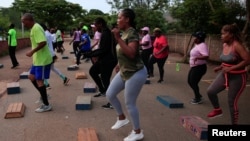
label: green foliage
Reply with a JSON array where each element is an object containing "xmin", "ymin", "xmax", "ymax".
[
  {"xmin": 106, "ymin": 0, "xmax": 169, "ymax": 33},
  {"xmin": 88, "ymin": 9, "xmax": 104, "ymax": 15},
  {"xmin": 169, "ymin": 0, "xmax": 247, "ymax": 34},
  {"xmin": 0, "ymin": 9, "xmax": 10, "ymax": 31},
  {"xmin": 12, "ymin": 0, "xmax": 87, "ymax": 29}
]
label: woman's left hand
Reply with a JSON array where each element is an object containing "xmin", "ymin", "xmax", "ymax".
[{"xmin": 222, "ymin": 66, "xmax": 232, "ymax": 73}]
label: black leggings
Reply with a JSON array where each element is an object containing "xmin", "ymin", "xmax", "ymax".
[
  {"xmin": 73, "ymin": 41, "xmax": 80, "ymax": 57},
  {"xmin": 187, "ymin": 64, "xmax": 207, "ymax": 99},
  {"xmin": 207, "ymin": 71, "xmax": 247, "ymax": 124},
  {"xmin": 89, "ymin": 60, "xmax": 117, "ymax": 93},
  {"xmin": 148, "ymin": 55, "xmax": 168, "ymax": 80},
  {"xmin": 141, "ymin": 47, "xmax": 153, "ymax": 74}
]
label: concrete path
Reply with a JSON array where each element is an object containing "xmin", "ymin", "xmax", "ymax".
[{"xmin": 0, "ymin": 38, "xmax": 250, "ymax": 141}]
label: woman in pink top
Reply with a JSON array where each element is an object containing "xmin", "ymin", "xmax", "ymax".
[
  {"xmin": 188, "ymin": 31, "xmax": 209, "ymax": 104},
  {"xmin": 140, "ymin": 27, "xmax": 153, "ymax": 76},
  {"xmin": 148, "ymin": 28, "xmax": 169, "ymax": 83}
]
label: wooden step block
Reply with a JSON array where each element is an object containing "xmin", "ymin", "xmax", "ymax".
[
  {"xmin": 76, "ymin": 95, "xmax": 92, "ymax": 110},
  {"xmin": 180, "ymin": 116, "xmax": 209, "ymax": 140},
  {"xmin": 156, "ymin": 95, "xmax": 183, "ymax": 108},
  {"xmin": 20, "ymin": 71, "xmax": 29, "ymax": 79},
  {"xmin": 78, "ymin": 128, "xmax": 99, "ymax": 141},
  {"xmin": 7, "ymin": 82, "xmax": 21, "ymax": 94},
  {"xmin": 76, "ymin": 72, "xmax": 88, "ymax": 79},
  {"xmin": 5, "ymin": 102, "xmax": 26, "ymax": 119},
  {"xmin": 0, "ymin": 64, "xmax": 3, "ymax": 68},
  {"xmin": 145, "ymin": 79, "xmax": 150, "ymax": 84},
  {"xmin": 68, "ymin": 65, "xmax": 79, "ymax": 71},
  {"xmin": 83, "ymin": 82, "xmax": 96, "ymax": 93},
  {"xmin": 62, "ymin": 56, "xmax": 69, "ymax": 59}
]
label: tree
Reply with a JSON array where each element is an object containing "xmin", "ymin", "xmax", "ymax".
[
  {"xmin": 0, "ymin": 8, "xmax": 10, "ymax": 30},
  {"xmin": 88, "ymin": 9, "xmax": 104, "ymax": 15},
  {"xmin": 12, "ymin": 0, "xmax": 87, "ymax": 29},
  {"xmin": 0, "ymin": 9, "xmax": 10, "ymax": 40},
  {"xmin": 169, "ymin": 0, "xmax": 246, "ymax": 34},
  {"xmin": 106, "ymin": 0, "xmax": 169, "ymax": 33}
]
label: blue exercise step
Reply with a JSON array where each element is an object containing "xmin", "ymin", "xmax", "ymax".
[
  {"xmin": 83, "ymin": 82, "xmax": 96, "ymax": 93},
  {"xmin": 156, "ymin": 95, "xmax": 184, "ymax": 108},
  {"xmin": 7, "ymin": 82, "xmax": 21, "ymax": 94},
  {"xmin": 20, "ymin": 72, "xmax": 29, "ymax": 79},
  {"xmin": 76, "ymin": 95, "xmax": 92, "ymax": 110}
]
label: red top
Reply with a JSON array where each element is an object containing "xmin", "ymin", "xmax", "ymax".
[{"xmin": 153, "ymin": 35, "xmax": 168, "ymax": 59}]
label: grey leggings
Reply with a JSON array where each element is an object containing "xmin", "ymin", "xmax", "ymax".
[
  {"xmin": 207, "ymin": 71, "xmax": 247, "ymax": 124},
  {"xmin": 106, "ymin": 67, "xmax": 147, "ymax": 130}
]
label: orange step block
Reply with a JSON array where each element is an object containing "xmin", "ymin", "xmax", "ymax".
[
  {"xmin": 78, "ymin": 128, "xmax": 99, "ymax": 141},
  {"xmin": 5, "ymin": 102, "xmax": 26, "ymax": 119},
  {"xmin": 75, "ymin": 72, "xmax": 88, "ymax": 79}
]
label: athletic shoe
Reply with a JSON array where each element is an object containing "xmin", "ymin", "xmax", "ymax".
[
  {"xmin": 102, "ymin": 103, "xmax": 113, "ymax": 109},
  {"xmin": 124, "ymin": 130, "xmax": 144, "ymax": 141},
  {"xmin": 63, "ymin": 77, "xmax": 70, "ymax": 85},
  {"xmin": 190, "ymin": 98, "xmax": 203, "ymax": 104},
  {"xmin": 93, "ymin": 92, "xmax": 106, "ymax": 97},
  {"xmin": 35, "ymin": 94, "xmax": 51, "ymax": 104},
  {"xmin": 11, "ymin": 65, "xmax": 18, "ymax": 69},
  {"xmin": 207, "ymin": 108, "xmax": 223, "ymax": 118},
  {"xmin": 147, "ymin": 73, "xmax": 154, "ymax": 78},
  {"xmin": 35, "ymin": 104, "xmax": 52, "ymax": 113},
  {"xmin": 72, "ymin": 64, "xmax": 79, "ymax": 68},
  {"xmin": 157, "ymin": 79, "xmax": 163, "ymax": 83},
  {"xmin": 46, "ymin": 84, "xmax": 51, "ymax": 90},
  {"xmin": 111, "ymin": 118, "xmax": 129, "ymax": 130}
]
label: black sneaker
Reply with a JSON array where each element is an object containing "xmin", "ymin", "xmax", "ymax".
[
  {"xmin": 147, "ymin": 73, "xmax": 154, "ymax": 78},
  {"xmin": 11, "ymin": 65, "xmax": 18, "ymax": 69},
  {"xmin": 157, "ymin": 79, "xmax": 163, "ymax": 83},
  {"xmin": 102, "ymin": 103, "xmax": 113, "ymax": 109},
  {"xmin": 63, "ymin": 77, "xmax": 70, "ymax": 85},
  {"xmin": 94, "ymin": 92, "xmax": 106, "ymax": 97},
  {"xmin": 190, "ymin": 98, "xmax": 203, "ymax": 104}
]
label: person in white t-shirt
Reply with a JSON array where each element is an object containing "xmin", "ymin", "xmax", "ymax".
[
  {"xmin": 40, "ymin": 24, "xmax": 70, "ymax": 90},
  {"xmin": 90, "ymin": 24, "xmax": 101, "ymax": 64},
  {"xmin": 188, "ymin": 31, "xmax": 209, "ymax": 104}
]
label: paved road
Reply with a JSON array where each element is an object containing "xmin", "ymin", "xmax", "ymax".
[{"xmin": 0, "ymin": 38, "xmax": 250, "ymax": 141}]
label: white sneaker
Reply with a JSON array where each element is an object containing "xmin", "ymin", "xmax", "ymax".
[
  {"xmin": 72, "ymin": 64, "xmax": 79, "ymax": 68},
  {"xmin": 111, "ymin": 118, "xmax": 129, "ymax": 130},
  {"xmin": 124, "ymin": 130, "xmax": 144, "ymax": 141},
  {"xmin": 35, "ymin": 104, "xmax": 52, "ymax": 113}
]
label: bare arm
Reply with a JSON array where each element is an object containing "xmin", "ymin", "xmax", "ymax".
[
  {"xmin": 26, "ymin": 41, "xmax": 47, "ymax": 57},
  {"xmin": 222, "ymin": 42, "xmax": 250, "ymax": 72},
  {"xmin": 112, "ymin": 28, "xmax": 138, "ymax": 59}
]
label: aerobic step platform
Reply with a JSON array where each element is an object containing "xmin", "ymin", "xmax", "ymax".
[
  {"xmin": 180, "ymin": 115, "xmax": 209, "ymax": 140},
  {"xmin": 156, "ymin": 95, "xmax": 184, "ymax": 108},
  {"xmin": 76, "ymin": 95, "xmax": 92, "ymax": 110},
  {"xmin": 7, "ymin": 82, "xmax": 21, "ymax": 94}
]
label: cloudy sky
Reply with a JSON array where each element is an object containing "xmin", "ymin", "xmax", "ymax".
[{"xmin": 0, "ymin": 0, "xmax": 111, "ymax": 13}]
